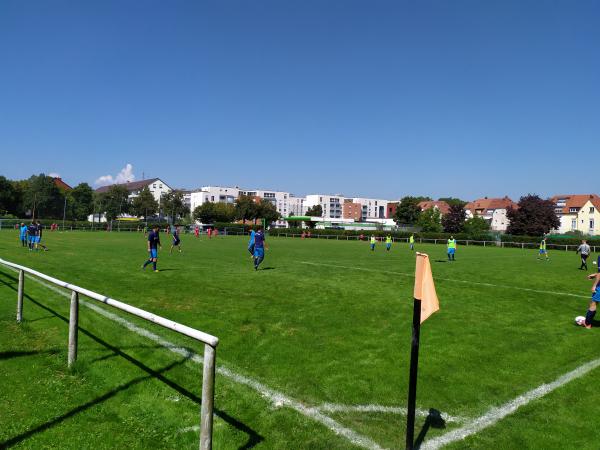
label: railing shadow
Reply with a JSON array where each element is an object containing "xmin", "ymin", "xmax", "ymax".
[{"xmin": 0, "ymin": 270, "xmax": 263, "ymax": 449}]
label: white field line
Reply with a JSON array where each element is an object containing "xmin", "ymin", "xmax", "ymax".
[
  {"xmin": 317, "ymin": 403, "xmax": 467, "ymax": 424},
  {"xmin": 299, "ymin": 261, "xmax": 589, "ymax": 299},
  {"xmin": 420, "ymin": 356, "xmax": 600, "ymax": 449},
  {"xmin": 15, "ymin": 272, "xmax": 385, "ymax": 450}
]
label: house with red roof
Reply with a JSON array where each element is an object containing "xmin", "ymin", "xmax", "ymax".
[
  {"xmin": 549, "ymin": 194, "xmax": 600, "ymax": 235},
  {"xmin": 464, "ymin": 197, "xmax": 517, "ymax": 232},
  {"xmin": 418, "ymin": 200, "xmax": 451, "ymax": 216}
]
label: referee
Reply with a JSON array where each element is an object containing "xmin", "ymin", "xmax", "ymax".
[{"xmin": 576, "ymin": 239, "xmax": 591, "ymax": 270}]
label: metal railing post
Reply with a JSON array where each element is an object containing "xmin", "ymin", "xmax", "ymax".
[
  {"xmin": 200, "ymin": 344, "xmax": 216, "ymax": 450},
  {"xmin": 17, "ymin": 269, "xmax": 24, "ymax": 323},
  {"xmin": 68, "ymin": 290, "xmax": 79, "ymax": 367}
]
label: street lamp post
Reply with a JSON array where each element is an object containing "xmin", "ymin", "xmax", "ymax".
[{"xmin": 62, "ymin": 196, "xmax": 67, "ymax": 231}]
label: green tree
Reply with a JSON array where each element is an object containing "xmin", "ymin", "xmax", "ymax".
[
  {"xmin": 442, "ymin": 204, "xmax": 466, "ymax": 233},
  {"xmin": 68, "ymin": 183, "xmax": 94, "ymax": 221},
  {"xmin": 506, "ymin": 195, "xmax": 560, "ymax": 236},
  {"xmin": 305, "ymin": 204, "xmax": 323, "ymax": 229},
  {"xmin": 438, "ymin": 197, "xmax": 467, "ymax": 208},
  {"xmin": 162, "ymin": 191, "xmax": 189, "ymax": 223},
  {"xmin": 101, "ymin": 185, "xmax": 130, "ymax": 223},
  {"xmin": 213, "ymin": 202, "xmax": 236, "ymax": 222},
  {"xmin": 393, "ymin": 196, "xmax": 422, "ymax": 225},
  {"xmin": 255, "ymin": 199, "xmax": 280, "ymax": 225},
  {"xmin": 23, "ymin": 174, "xmax": 63, "ymax": 219},
  {"xmin": 131, "ymin": 187, "xmax": 159, "ymax": 220},
  {"xmin": 235, "ymin": 195, "xmax": 258, "ymax": 223},
  {"xmin": 193, "ymin": 202, "xmax": 215, "ymax": 224},
  {"xmin": 417, "ymin": 207, "xmax": 443, "ymax": 232},
  {"xmin": 0, "ymin": 176, "xmax": 18, "ymax": 216},
  {"xmin": 463, "ymin": 216, "xmax": 491, "ymax": 235}
]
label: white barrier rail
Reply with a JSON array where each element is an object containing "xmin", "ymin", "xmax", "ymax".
[
  {"xmin": 0, "ymin": 257, "xmax": 218, "ymax": 450},
  {"xmin": 268, "ymin": 233, "xmax": 599, "ymax": 252}
]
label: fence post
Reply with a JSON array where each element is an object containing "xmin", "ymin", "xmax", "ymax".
[
  {"xmin": 522, "ymin": 243, "xmax": 524, "ymax": 249},
  {"xmin": 17, "ymin": 269, "xmax": 24, "ymax": 323},
  {"xmin": 199, "ymin": 344, "xmax": 216, "ymax": 450},
  {"xmin": 484, "ymin": 241, "xmax": 486, "ymax": 247},
  {"xmin": 68, "ymin": 291, "xmax": 79, "ymax": 367}
]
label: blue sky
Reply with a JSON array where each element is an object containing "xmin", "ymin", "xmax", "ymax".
[{"xmin": 1, "ymin": 1, "xmax": 598, "ymax": 200}]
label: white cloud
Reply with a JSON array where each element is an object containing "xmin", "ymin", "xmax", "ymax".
[
  {"xmin": 95, "ymin": 164, "xmax": 136, "ymax": 187},
  {"xmin": 48, "ymin": 172, "xmax": 60, "ymax": 178}
]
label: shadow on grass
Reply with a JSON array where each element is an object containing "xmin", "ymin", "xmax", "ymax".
[
  {"xmin": 0, "ymin": 270, "xmax": 263, "ymax": 449},
  {"xmin": 0, "ymin": 349, "xmax": 60, "ymax": 360},
  {"xmin": 414, "ymin": 408, "xmax": 446, "ymax": 449},
  {"xmin": 260, "ymin": 267, "xmax": 276, "ymax": 271}
]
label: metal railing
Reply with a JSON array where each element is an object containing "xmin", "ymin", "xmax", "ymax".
[
  {"xmin": 0, "ymin": 257, "xmax": 218, "ymax": 450},
  {"xmin": 267, "ymin": 233, "xmax": 600, "ymax": 252}
]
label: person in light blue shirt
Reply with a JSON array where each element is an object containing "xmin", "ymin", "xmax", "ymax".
[
  {"xmin": 19, "ymin": 223, "xmax": 27, "ymax": 247},
  {"xmin": 248, "ymin": 229, "xmax": 256, "ymax": 258}
]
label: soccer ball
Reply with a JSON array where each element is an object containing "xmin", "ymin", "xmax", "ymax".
[
  {"xmin": 594, "ymin": 261, "xmax": 597, "ymax": 265},
  {"xmin": 575, "ymin": 316, "xmax": 586, "ymax": 326}
]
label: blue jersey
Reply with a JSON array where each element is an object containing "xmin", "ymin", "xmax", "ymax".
[
  {"xmin": 593, "ymin": 285, "xmax": 600, "ymax": 302},
  {"xmin": 27, "ymin": 224, "xmax": 37, "ymax": 236},
  {"xmin": 254, "ymin": 231, "xmax": 265, "ymax": 249},
  {"xmin": 148, "ymin": 231, "xmax": 161, "ymax": 249},
  {"xmin": 20, "ymin": 225, "xmax": 27, "ymax": 237},
  {"xmin": 249, "ymin": 230, "xmax": 256, "ymax": 246},
  {"xmin": 172, "ymin": 229, "xmax": 179, "ymax": 239}
]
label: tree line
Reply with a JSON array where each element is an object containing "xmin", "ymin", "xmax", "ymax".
[
  {"xmin": 192, "ymin": 195, "xmax": 280, "ymax": 225},
  {"xmin": 392, "ymin": 195, "xmax": 560, "ymax": 236},
  {"xmin": 0, "ymin": 174, "xmax": 189, "ymax": 224}
]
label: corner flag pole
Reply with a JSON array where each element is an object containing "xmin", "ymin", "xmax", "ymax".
[
  {"xmin": 406, "ymin": 253, "xmax": 439, "ymax": 450},
  {"xmin": 405, "ymin": 293, "xmax": 421, "ymax": 450}
]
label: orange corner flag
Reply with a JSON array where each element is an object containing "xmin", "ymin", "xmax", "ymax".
[{"xmin": 414, "ymin": 253, "xmax": 439, "ymax": 323}]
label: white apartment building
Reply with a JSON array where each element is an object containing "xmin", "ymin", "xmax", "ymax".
[
  {"xmin": 305, "ymin": 194, "xmax": 345, "ymax": 219},
  {"xmin": 189, "ymin": 186, "xmax": 240, "ymax": 212},
  {"xmin": 95, "ymin": 178, "xmax": 172, "ymax": 203},
  {"xmin": 288, "ymin": 195, "xmax": 306, "ymax": 216},
  {"xmin": 351, "ymin": 197, "xmax": 389, "ymax": 219}
]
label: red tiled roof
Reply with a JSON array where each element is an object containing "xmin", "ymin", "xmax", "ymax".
[
  {"xmin": 53, "ymin": 177, "xmax": 72, "ymax": 191},
  {"xmin": 465, "ymin": 197, "xmax": 516, "ymax": 212},
  {"xmin": 418, "ymin": 201, "xmax": 450, "ymax": 215},
  {"xmin": 95, "ymin": 178, "xmax": 160, "ymax": 193},
  {"xmin": 550, "ymin": 194, "xmax": 600, "ymax": 214}
]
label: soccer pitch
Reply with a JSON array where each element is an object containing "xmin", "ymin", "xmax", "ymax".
[{"xmin": 1, "ymin": 230, "xmax": 599, "ymax": 449}]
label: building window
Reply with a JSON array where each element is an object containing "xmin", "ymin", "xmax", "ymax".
[
  {"xmin": 572, "ymin": 219, "xmax": 577, "ymax": 230},
  {"xmin": 591, "ymin": 220, "xmax": 595, "ymax": 229},
  {"xmin": 569, "ymin": 207, "xmax": 579, "ymax": 213},
  {"xmin": 591, "ymin": 207, "xmax": 595, "ymax": 213},
  {"xmin": 153, "ymin": 184, "xmax": 156, "ymax": 188},
  {"xmin": 211, "ymin": 196, "xmax": 214, "ymax": 202},
  {"xmin": 159, "ymin": 184, "xmax": 163, "ymax": 188}
]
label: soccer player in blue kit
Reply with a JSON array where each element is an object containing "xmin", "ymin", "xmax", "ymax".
[
  {"xmin": 253, "ymin": 228, "xmax": 268, "ymax": 271},
  {"xmin": 142, "ymin": 225, "xmax": 161, "ymax": 272}
]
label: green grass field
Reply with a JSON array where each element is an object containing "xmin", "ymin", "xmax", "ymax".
[{"xmin": 1, "ymin": 230, "xmax": 600, "ymax": 449}]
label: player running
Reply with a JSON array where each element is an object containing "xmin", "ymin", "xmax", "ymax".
[
  {"xmin": 370, "ymin": 235, "xmax": 376, "ymax": 251},
  {"xmin": 248, "ymin": 229, "xmax": 256, "ymax": 258},
  {"xmin": 253, "ymin": 228, "xmax": 267, "ymax": 270},
  {"xmin": 409, "ymin": 234, "xmax": 415, "ymax": 251},
  {"xmin": 577, "ymin": 273, "xmax": 600, "ymax": 329},
  {"xmin": 19, "ymin": 223, "xmax": 27, "ymax": 247},
  {"xmin": 36, "ymin": 221, "xmax": 48, "ymax": 251},
  {"xmin": 537, "ymin": 238, "xmax": 549, "ymax": 261},
  {"xmin": 170, "ymin": 225, "xmax": 182, "ymax": 253},
  {"xmin": 576, "ymin": 240, "xmax": 591, "ymax": 270},
  {"xmin": 447, "ymin": 236, "xmax": 456, "ymax": 261},
  {"xmin": 385, "ymin": 235, "xmax": 392, "ymax": 251},
  {"xmin": 142, "ymin": 225, "xmax": 161, "ymax": 272}
]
